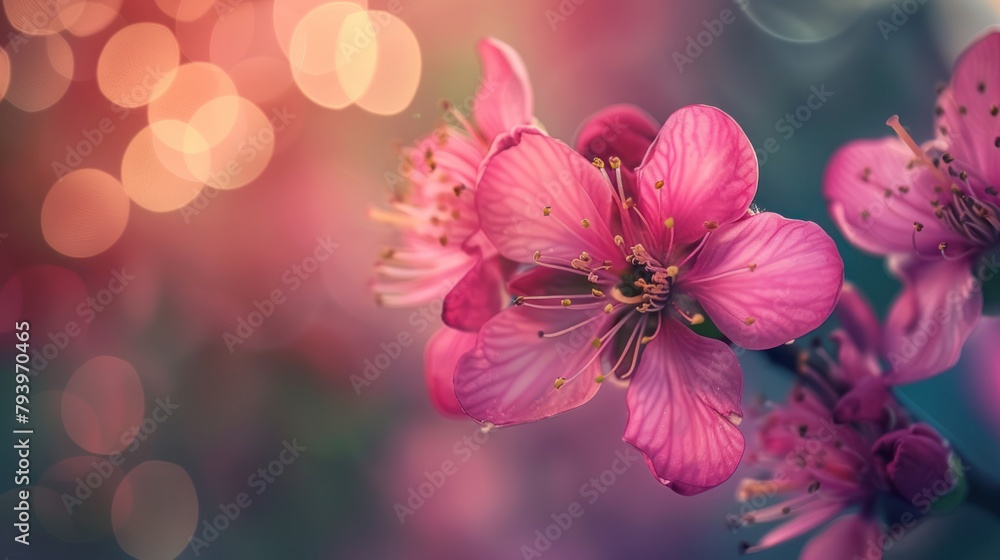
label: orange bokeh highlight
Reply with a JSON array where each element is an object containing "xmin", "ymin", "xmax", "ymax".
[
  {"xmin": 3, "ymin": 0, "xmax": 86, "ymax": 35},
  {"xmin": 62, "ymin": 356, "xmax": 145, "ymax": 455},
  {"xmin": 188, "ymin": 96, "xmax": 276, "ymax": 190},
  {"xmin": 63, "ymin": 0, "xmax": 122, "ymax": 36},
  {"xmin": 41, "ymin": 169, "xmax": 130, "ymax": 258},
  {"xmin": 154, "ymin": 0, "xmax": 215, "ymax": 21},
  {"xmin": 290, "ymin": 2, "xmax": 376, "ymax": 109},
  {"xmin": 122, "ymin": 126, "xmax": 205, "ymax": 212},
  {"xmin": 229, "ymin": 55, "xmax": 293, "ymax": 104},
  {"xmin": 112, "ymin": 461, "xmax": 199, "ymax": 560},
  {"xmin": 4, "ymin": 33, "xmax": 74, "ymax": 112},
  {"xmin": 273, "ymin": 0, "xmax": 366, "ymax": 58},
  {"xmin": 148, "ymin": 62, "xmax": 239, "ymax": 143},
  {"xmin": 0, "ymin": 47, "xmax": 9, "ymax": 101},
  {"xmin": 349, "ymin": 10, "xmax": 421, "ymax": 115},
  {"xmin": 98, "ymin": 23, "xmax": 179, "ymax": 108}
]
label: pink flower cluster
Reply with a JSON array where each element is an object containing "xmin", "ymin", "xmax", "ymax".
[{"xmin": 373, "ymin": 38, "xmax": 844, "ymax": 494}]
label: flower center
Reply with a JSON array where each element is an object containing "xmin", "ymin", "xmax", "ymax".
[{"xmin": 887, "ymin": 115, "xmax": 1000, "ymax": 259}]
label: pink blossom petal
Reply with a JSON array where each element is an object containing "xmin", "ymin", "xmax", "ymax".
[
  {"xmin": 476, "ymin": 126, "xmax": 624, "ymax": 265},
  {"xmin": 801, "ymin": 515, "xmax": 882, "ymax": 560},
  {"xmin": 837, "ymin": 282, "xmax": 881, "ymax": 353},
  {"xmin": 455, "ymin": 304, "xmax": 614, "ymax": 425},
  {"xmin": 834, "ymin": 375, "xmax": 890, "ymax": 424},
  {"xmin": 574, "ymin": 103, "xmax": 659, "ymax": 198},
  {"xmin": 424, "ymin": 326, "xmax": 477, "ymax": 418},
  {"xmin": 442, "ymin": 254, "xmax": 505, "ymax": 332},
  {"xmin": 623, "ymin": 321, "xmax": 744, "ymax": 495},
  {"xmin": 684, "ymin": 212, "xmax": 844, "ymax": 350},
  {"xmin": 937, "ymin": 30, "xmax": 1000, "ymax": 193},
  {"xmin": 634, "ymin": 104, "xmax": 757, "ymax": 247},
  {"xmin": 473, "ymin": 38, "xmax": 533, "ymax": 141},
  {"xmin": 824, "ymin": 137, "xmax": 969, "ymax": 256},
  {"xmin": 746, "ymin": 501, "xmax": 845, "ymax": 554},
  {"xmin": 883, "ymin": 255, "xmax": 982, "ymax": 384}
]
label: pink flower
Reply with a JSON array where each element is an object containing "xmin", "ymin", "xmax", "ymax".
[
  {"xmin": 455, "ymin": 105, "xmax": 844, "ymax": 494},
  {"xmin": 734, "ymin": 292, "xmax": 956, "ymax": 559},
  {"xmin": 824, "ymin": 30, "xmax": 1000, "ymax": 383},
  {"xmin": 371, "ymin": 38, "xmax": 534, "ymax": 332},
  {"xmin": 733, "ymin": 391, "xmax": 952, "ymax": 560}
]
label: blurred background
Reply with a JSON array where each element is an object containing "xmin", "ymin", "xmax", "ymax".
[{"xmin": 1, "ymin": 0, "xmax": 1000, "ymax": 558}]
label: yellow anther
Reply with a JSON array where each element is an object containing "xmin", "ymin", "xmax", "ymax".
[
  {"xmin": 608, "ymin": 156, "xmax": 621, "ymax": 169},
  {"xmin": 690, "ymin": 313, "xmax": 705, "ymax": 325},
  {"xmin": 561, "ymin": 299, "xmax": 572, "ymax": 307},
  {"xmin": 580, "ymin": 219, "xmax": 591, "ymax": 228},
  {"xmin": 744, "ymin": 317, "xmax": 756, "ymax": 326},
  {"xmin": 591, "ymin": 288, "xmax": 605, "ymax": 298},
  {"xmin": 592, "ymin": 158, "xmax": 605, "ymax": 169},
  {"xmin": 603, "ymin": 303, "xmax": 614, "ymax": 313},
  {"xmin": 747, "ymin": 262, "xmax": 757, "ymax": 272},
  {"xmin": 591, "ymin": 338, "xmax": 601, "ymax": 349},
  {"xmin": 663, "ymin": 217, "xmax": 675, "ymax": 229},
  {"xmin": 665, "ymin": 266, "xmax": 679, "ymax": 278},
  {"xmin": 654, "ymin": 180, "xmax": 664, "ymax": 189},
  {"xmin": 594, "ymin": 375, "xmax": 606, "ymax": 384},
  {"xmin": 543, "ymin": 206, "xmax": 552, "ymax": 216},
  {"xmin": 554, "ymin": 377, "xmax": 566, "ymax": 389}
]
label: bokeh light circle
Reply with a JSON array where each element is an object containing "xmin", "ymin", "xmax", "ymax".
[
  {"xmin": 112, "ymin": 461, "xmax": 199, "ymax": 560},
  {"xmin": 4, "ymin": 33, "xmax": 74, "ymax": 112},
  {"xmin": 148, "ymin": 62, "xmax": 239, "ymax": 142},
  {"xmin": 35, "ymin": 455, "xmax": 125, "ymax": 542},
  {"xmin": 290, "ymin": 3, "xmax": 376, "ymax": 109},
  {"xmin": 154, "ymin": 0, "xmax": 214, "ymax": 22},
  {"xmin": 62, "ymin": 0, "xmax": 123, "ymax": 37},
  {"xmin": 274, "ymin": 0, "xmax": 367, "ymax": 58},
  {"xmin": 0, "ymin": 47, "xmax": 10, "ymax": 100},
  {"xmin": 349, "ymin": 10, "xmax": 421, "ymax": 115},
  {"xmin": 3, "ymin": 0, "xmax": 86, "ymax": 36},
  {"xmin": 98, "ymin": 23, "xmax": 179, "ymax": 108},
  {"xmin": 188, "ymin": 96, "xmax": 276, "ymax": 190},
  {"xmin": 122, "ymin": 126, "xmax": 205, "ymax": 212},
  {"xmin": 62, "ymin": 355, "xmax": 145, "ymax": 455},
  {"xmin": 41, "ymin": 168, "xmax": 130, "ymax": 258}
]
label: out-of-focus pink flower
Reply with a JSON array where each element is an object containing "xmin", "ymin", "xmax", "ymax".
[
  {"xmin": 872, "ymin": 423, "xmax": 953, "ymax": 506},
  {"xmin": 824, "ymin": 30, "xmax": 1000, "ymax": 383},
  {"xmin": 734, "ymin": 385, "xmax": 883, "ymax": 559},
  {"xmin": 423, "ymin": 326, "xmax": 478, "ymax": 417},
  {"xmin": 456, "ymin": 105, "xmax": 844, "ymax": 494},
  {"xmin": 734, "ymin": 293, "xmax": 957, "ymax": 559},
  {"xmin": 371, "ymin": 38, "xmax": 534, "ymax": 332}
]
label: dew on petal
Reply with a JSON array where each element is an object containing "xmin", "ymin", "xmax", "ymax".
[
  {"xmin": 290, "ymin": 2, "xmax": 376, "ymax": 109},
  {"xmin": 122, "ymin": 126, "xmax": 205, "ymax": 212},
  {"xmin": 112, "ymin": 461, "xmax": 199, "ymax": 560},
  {"xmin": 41, "ymin": 169, "xmax": 130, "ymax": 258},
  {"xmin": 4, "ymin": 33, "xmax": 74, "ymax": 112},
  {"xmin": 62, "ymin": 356, "xmax": 145, "ymax": 455},
  {"xmin": 154, "ymin": 0, "xmax": 215, "ymax": 21},
  {"xmin": 98, "ymin": 23, "xmax": 179, "ymax": 108},
  {"xmin": 350, "ymin": 10, "xmax": 421, "ymax": 116},
  {"xmin": 35, "ymin": 455, "xmax": 125, "ymax": 542}
]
